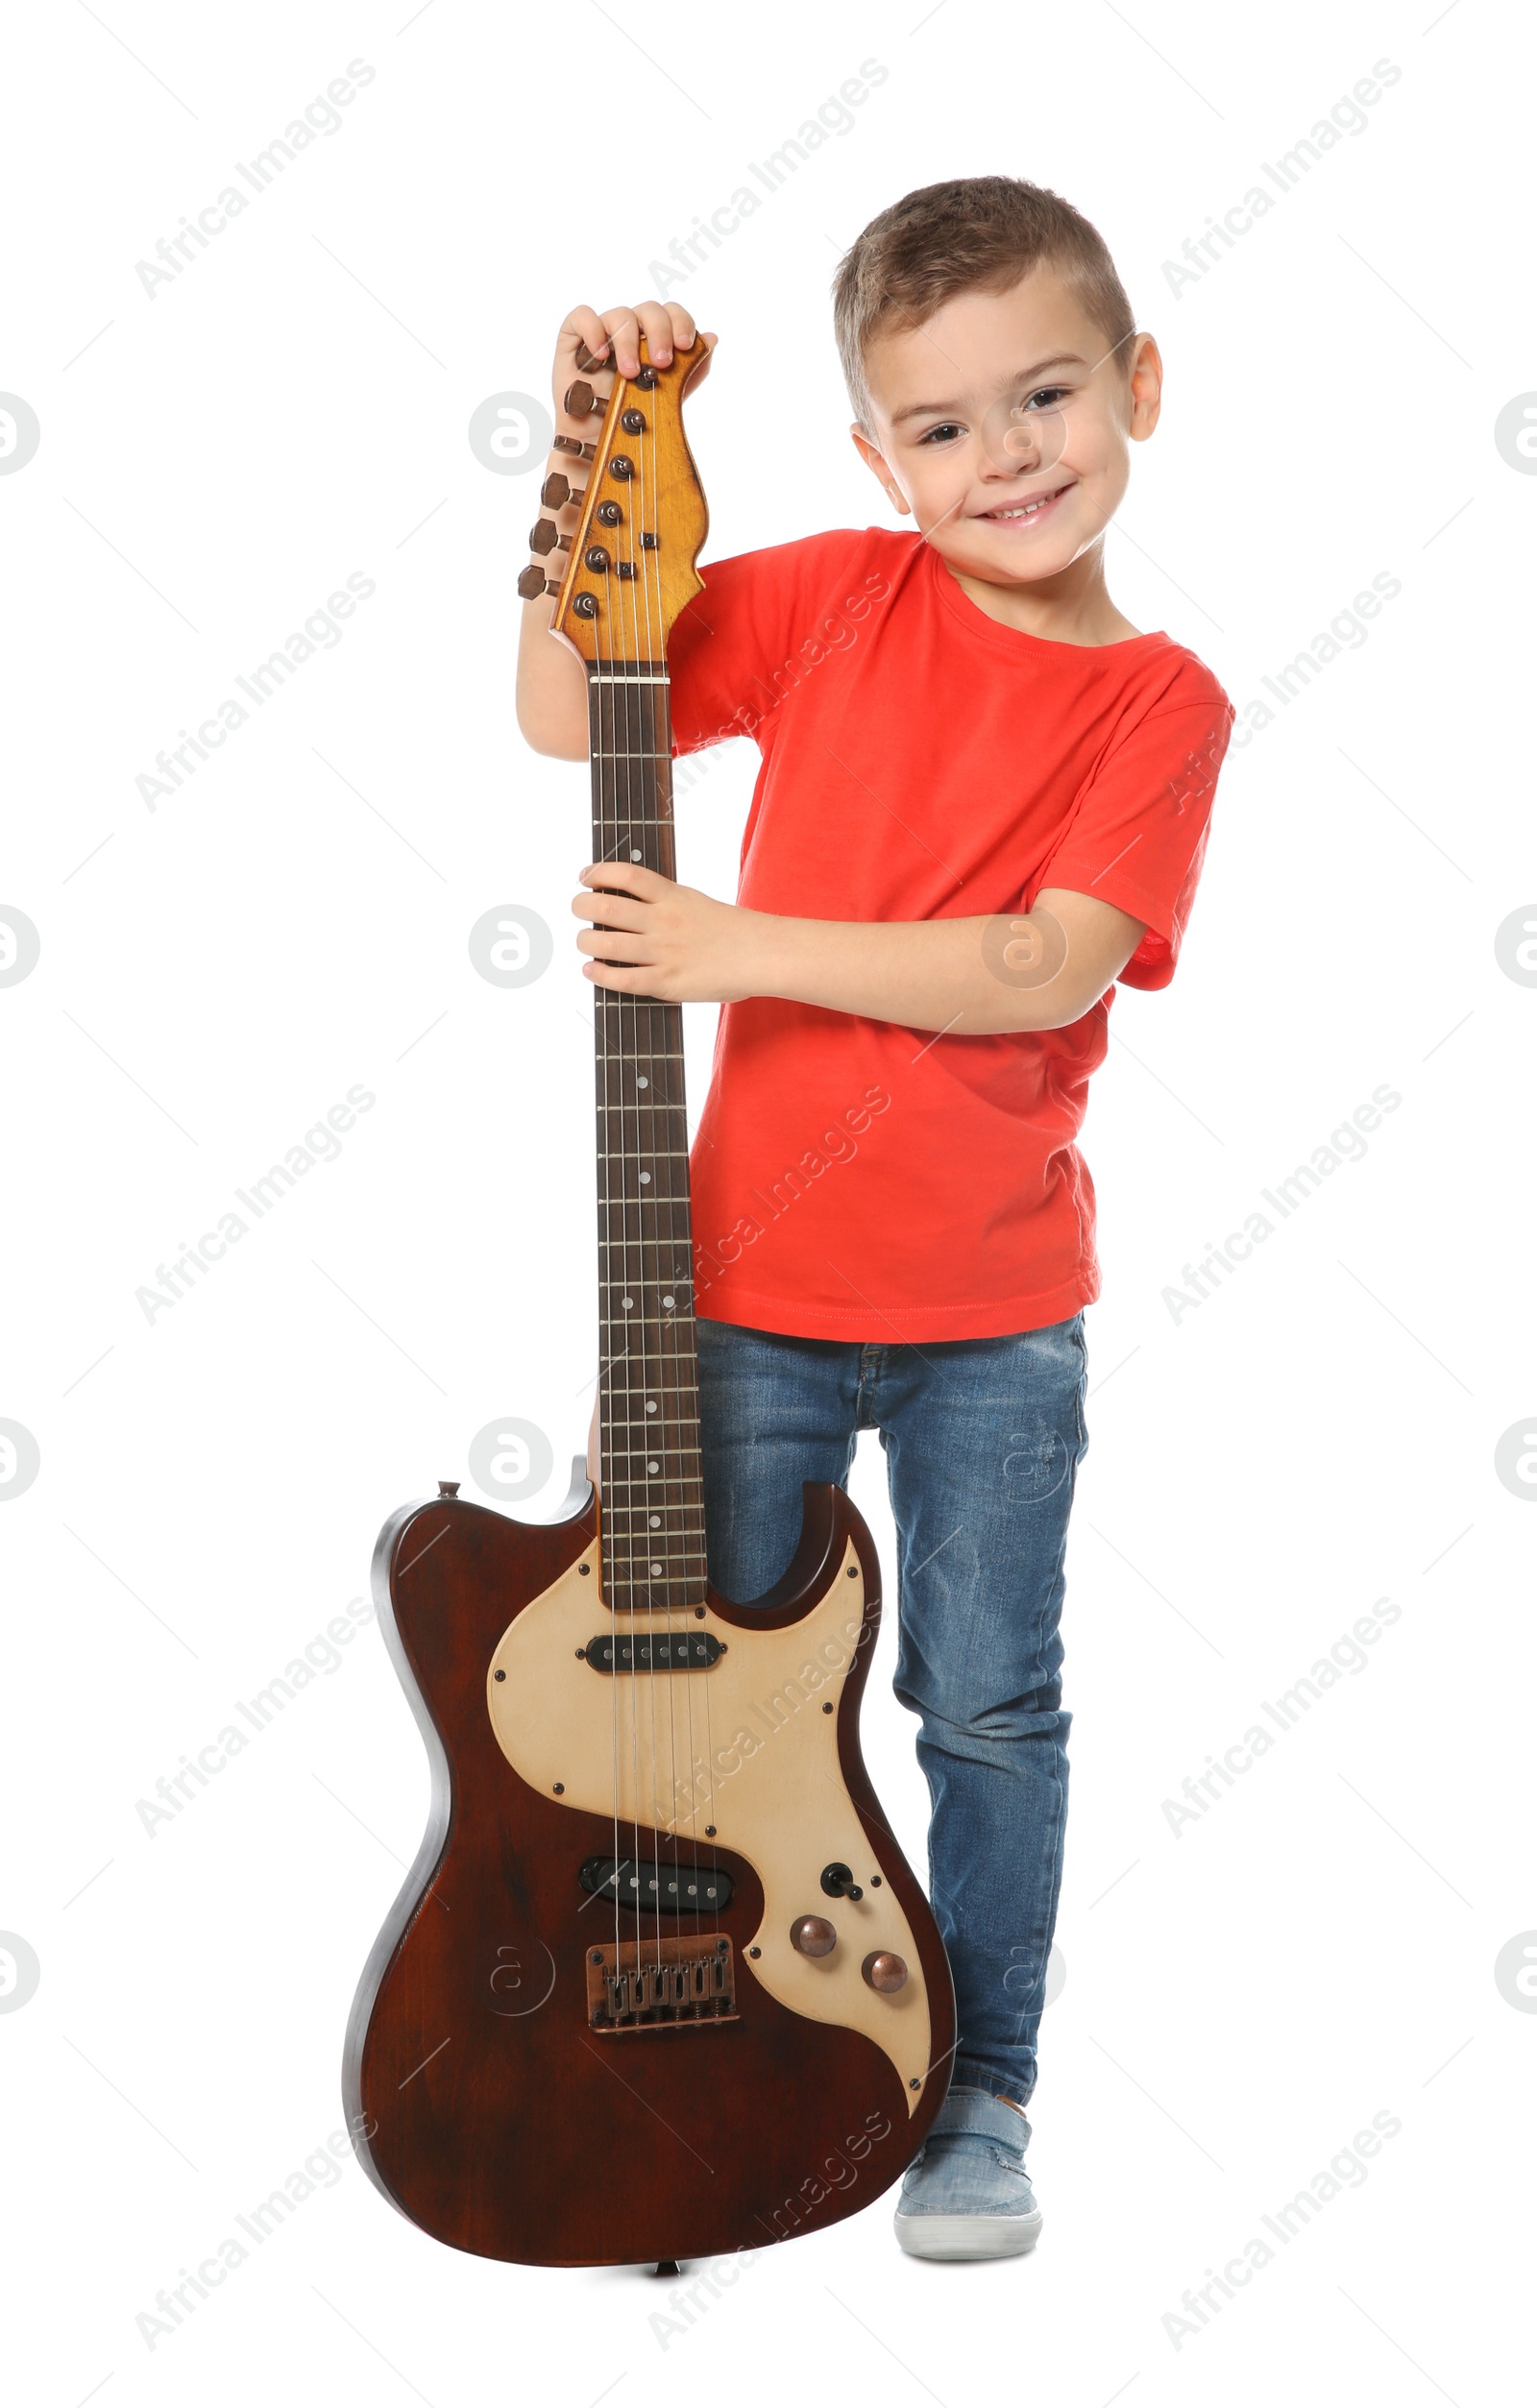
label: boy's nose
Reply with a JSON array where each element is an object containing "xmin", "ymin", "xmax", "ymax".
[{"xmin": 979, "ymin": 397, "xmax": 1064, "ymax": 476}]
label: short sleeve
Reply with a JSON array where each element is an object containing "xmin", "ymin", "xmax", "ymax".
[
  {"xmin": 1032, "ymin": 675, "xmax": 1233, "ymax": 990},
  {"xmin": 666, "ymin": 532, "xmax": 862, "ymax": 758}
]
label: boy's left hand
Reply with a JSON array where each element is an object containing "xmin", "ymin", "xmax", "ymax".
[{"xmin": 573, "ymin": 863, "xmax": 760, "ymax": 1004}]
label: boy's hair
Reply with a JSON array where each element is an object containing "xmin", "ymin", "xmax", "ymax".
[{"xmin": 832, "ymin": 175, "xmax": 1135, "ymax": 429}]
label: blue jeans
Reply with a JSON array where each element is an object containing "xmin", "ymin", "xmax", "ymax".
[{"xmin": 695, "ymin": 1312, "xmax": 1088, "ymax": 2107}]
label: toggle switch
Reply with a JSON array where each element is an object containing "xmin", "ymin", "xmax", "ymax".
[{"xmin": 820, "ymin": 1861, "xmax": 863, "ymax": 1902}]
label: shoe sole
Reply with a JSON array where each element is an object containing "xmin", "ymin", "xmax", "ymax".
[{"xmin": 892, "ymin": 2206, "xmax": 1043, "ymax": 2262}]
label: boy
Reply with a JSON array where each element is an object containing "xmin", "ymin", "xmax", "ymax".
[{"xmin": 517, "ymin": 176, "xmax": 1232, "ymax": 2262}]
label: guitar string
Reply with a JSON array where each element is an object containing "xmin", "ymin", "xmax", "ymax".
[
  {"xmin": 621, "ymin": 445, "xmax": 666, "ymax": 1985},
  {"xmin": 612, "ymin": 529, "xmax": 647, "ymax": 1985},
  {"xmin": 602, "ymin": 558, "xmax": 643, "ymax": 1983},
  {"xmin": 636, "ymin": 385, "xmax": 702, "ymax": 1975},
  {"xmin": 594, "ymin": 657, "xmax": 622, "ymax": 1986},
  {"xmin": 628, "ymin": 402, "xmax": 671, "ymax": 1983},
  {"xmin": 645, "ymin": 356, "xmax": 719, "ymax": 1973},
  {"xmin": 661, "ymin": 382, "xmax": 712, "ymax": 1967},
  {"xmin": 593, "ymin": 440, "xmax": 634, "ymax": 1985},
  {"xmin": 609, "ymin": 425, "xmax": 663, "ymax": 1987}
]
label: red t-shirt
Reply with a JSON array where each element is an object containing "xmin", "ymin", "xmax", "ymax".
[{"xmin": 667, "ymin": 526, "xmax": 1232, "ymax": 1344}]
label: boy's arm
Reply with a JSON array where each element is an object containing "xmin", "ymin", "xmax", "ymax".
[
  {"xmin": 516, "ymin": 300, "xmax": 715, "ymax": 761},
  {"xmin": 573, "ymin": 864, "xmax": 1147, "ymax": 1036}
]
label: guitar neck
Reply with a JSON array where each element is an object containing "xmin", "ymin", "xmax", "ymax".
[{"xmin": 588, "ymin": 663, "xmax": 707, "ymax": 1615}]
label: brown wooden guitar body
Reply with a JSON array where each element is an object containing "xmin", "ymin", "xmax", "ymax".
[{"xmin": 343, "ymin": 1465, "xmax": 955, "ymax": 2267}]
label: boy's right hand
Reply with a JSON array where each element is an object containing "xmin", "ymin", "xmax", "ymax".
[
  {"xmin": 518, "ymin": 302, "xmax": 716, "ymax": 759},
  {"xmin": 551, "ymin": 301, "xmax": 717, "ymax": 409}
]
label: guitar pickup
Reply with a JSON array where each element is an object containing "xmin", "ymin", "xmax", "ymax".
[
  {"xmin": 579, "ymin": 1856, "xmax": 734, "ymax": 1913},
  {"xmin": 584, "ymin": 1631, "xmax": 722, "ymax": 1672}
]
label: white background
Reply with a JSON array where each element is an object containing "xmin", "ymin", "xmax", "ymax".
[{"xmin": 3, "ymin": 1, "xmax": 1533, "ymax": 2402}]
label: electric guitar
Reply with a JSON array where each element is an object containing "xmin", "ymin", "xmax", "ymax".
[{"xmin": 343, "ymin": 334, "xmax": 954, "ymax": 2268}]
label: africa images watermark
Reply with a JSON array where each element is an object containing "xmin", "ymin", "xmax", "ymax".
[
  {"xmin": 1161, "ymin": 1082, "xmax": 1402, "ymax": 1324},
  {"xmin": 654, "ymin": 1606, "xmax": 867, "ymax": 1838},
  {"xmin": 649, "ymin": 2248, "xmax": 760, "ymax": 2353},
  {"xmin": 1228, "ymin": 572, "xmax": 1403, "ymax": 749},
  {"xmin": 135, "ymin": 2115, "xmax": 376, "ymax": 2350},
  {"xmin": 647, "ymin": 61, "xmax": 889, "ymax": 294},
  {"xmin": 1161, "ymin": 1593, "xmax": 1403, "ymax": 1838},
  {"xmin": 134, "ymin": 1595, "xmax": 376, "ymax": 1837},
  {"xmin": 1160, "ymin": 59, "xmax": 1403, "ymax": 299},
  {"xmin": 134, "ymin": 1083, "xmax": 377, "ymax": 1324},
  {"xmin": 1160, "ymin": 2110, "xmax": 1403, "ymax": 2350},
  {"xmin": 134, "ymin": 573, "xmax": 377, "ymax": 811},
  {"xmin": 694, "ymin": 1082, "xmax": 893, "ymax": 1304},
  {"xmin": 134, "ymin": 61, "xmax": 378, "ymax": 299}
]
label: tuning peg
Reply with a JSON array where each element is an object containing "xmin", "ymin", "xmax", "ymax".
[
  {"xmin": 528, "ymin": 519, "xmax": 572, "ymax": 557},
  {"xmin": 517, "ymin": 563, "xmax": 550, "ymax": 601},
  {"xmin": 563, "ymin": 380, "xmax": 604, "ymax": 420},
  {"xmin": 573, "ymin": 339, "xmax": 608, "ymax": 374},
  {"xmin": 540, "ymin": 473, "xmax": 585, "ymax": 510},
  {"xmin": 551, "ymin": 434, "xmax": 598, "ymax": 461}
]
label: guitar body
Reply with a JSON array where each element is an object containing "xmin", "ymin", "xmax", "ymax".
[{"xmin": 344, "ymin": 1468, "xmax": 955, "ymax": 2266}]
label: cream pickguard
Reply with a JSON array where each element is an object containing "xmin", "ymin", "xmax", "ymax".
[{"xmin": 487, "ymin": 1535, "xmax": 931, "ymax": 2112}]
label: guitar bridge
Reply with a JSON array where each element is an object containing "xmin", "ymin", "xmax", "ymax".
[{"xmin": 586, "ymin": 1934, "xmax": 739, "ymax": 2034}]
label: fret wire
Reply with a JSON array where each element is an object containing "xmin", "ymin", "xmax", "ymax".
[
  {"xmin": 601, "ymin": 1567, "xmax": 709, "ymax": 1578},
  {"xmin": 602, "ymin": 1319, "xmax": 695, "ymax": 1331},
  {"xmin": 599, "ymin": 1465, "xmax": 705, "ymax": 1475},
  {"xmin": 598, "ymin": 1440, "xmax": 704, "ymax": 1451},
  {"xmin": 599, "ymin": 1538, "xmax": 708, "ymax": 1551},
  {"xmin": 600, "ymin": 1549, "xmax": 708, "ymax": 1560},
  {"xmin": 601, "ymin": 1529, "xmax": 707, "ymax": 1542},
  {"xmin": 598, "ymin": 1440, "xmax": 705, "ymax": 1452},
  {"xmin": 600, "ymin": 1377, "xmax": 699, "ymax": 1390}
]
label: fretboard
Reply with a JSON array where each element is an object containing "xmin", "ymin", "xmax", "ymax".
[{"xmin": 588, "ymin": 664, "xmax": 706, "ymax": 1615}]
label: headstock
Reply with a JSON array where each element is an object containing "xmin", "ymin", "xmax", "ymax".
[{"xmin": 517, "ymin": 335, "xmax": 710, "ymax": 666}]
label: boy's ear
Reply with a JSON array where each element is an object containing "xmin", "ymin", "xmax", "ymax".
[
  {"xmin": 1128, "ymin": 334, "xmax": 1163, "ymax": 445},
  {"xmin": 850, "ymin": 426, "xmax": 911, "ymax": 515}
]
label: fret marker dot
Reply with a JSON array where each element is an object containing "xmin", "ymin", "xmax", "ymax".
[
  {"xmin": 630, "ymin": 849, "xmax": 642, "ymax": 862},
  {"xmin": 645, "ymin": 1400, "xmax": 657, "ymax": 1414},
  {"xmin": 662, "ymin": 1293, "xmax": 674, "ymax": 1308},
  {"xmin": 648, "ymin": 1515, "xmax": 661, "ymax": 1528},
  {"xmin": 647, "ymin": 1459, "xmax": 659, "ymax": 1472},
  {"xmin": 622, "ymin": 1296, "xmax": 634, "ymax": 1309},
  {"xmin": 637, "ymin": 1077, "xmax": 648, "ymax": 1089},
  {"xmin": 650, "ymin": 1562, "xmax": 663, "ymax": 1575},
  {"xmin": 639, "ymin": 1171, "xmax": 650, "ymax": 1184}
]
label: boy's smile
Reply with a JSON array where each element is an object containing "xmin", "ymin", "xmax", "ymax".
[{"xmin": 852, "ymin": 266, "xmax": 1163, "ymax": 644}]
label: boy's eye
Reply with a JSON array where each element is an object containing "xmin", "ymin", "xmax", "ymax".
[
  {"xmin": 1022, "ymin": 385, "xmax": 1070, "ymax": 412},
  {"xmin": 916, "ymin": 422, "xmax": 965, "ymax": 445}
]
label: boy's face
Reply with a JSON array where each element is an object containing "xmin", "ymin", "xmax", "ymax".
[{"xmin": 853, "ymin": 265, "xmax": 1161, "ymax": 588}]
